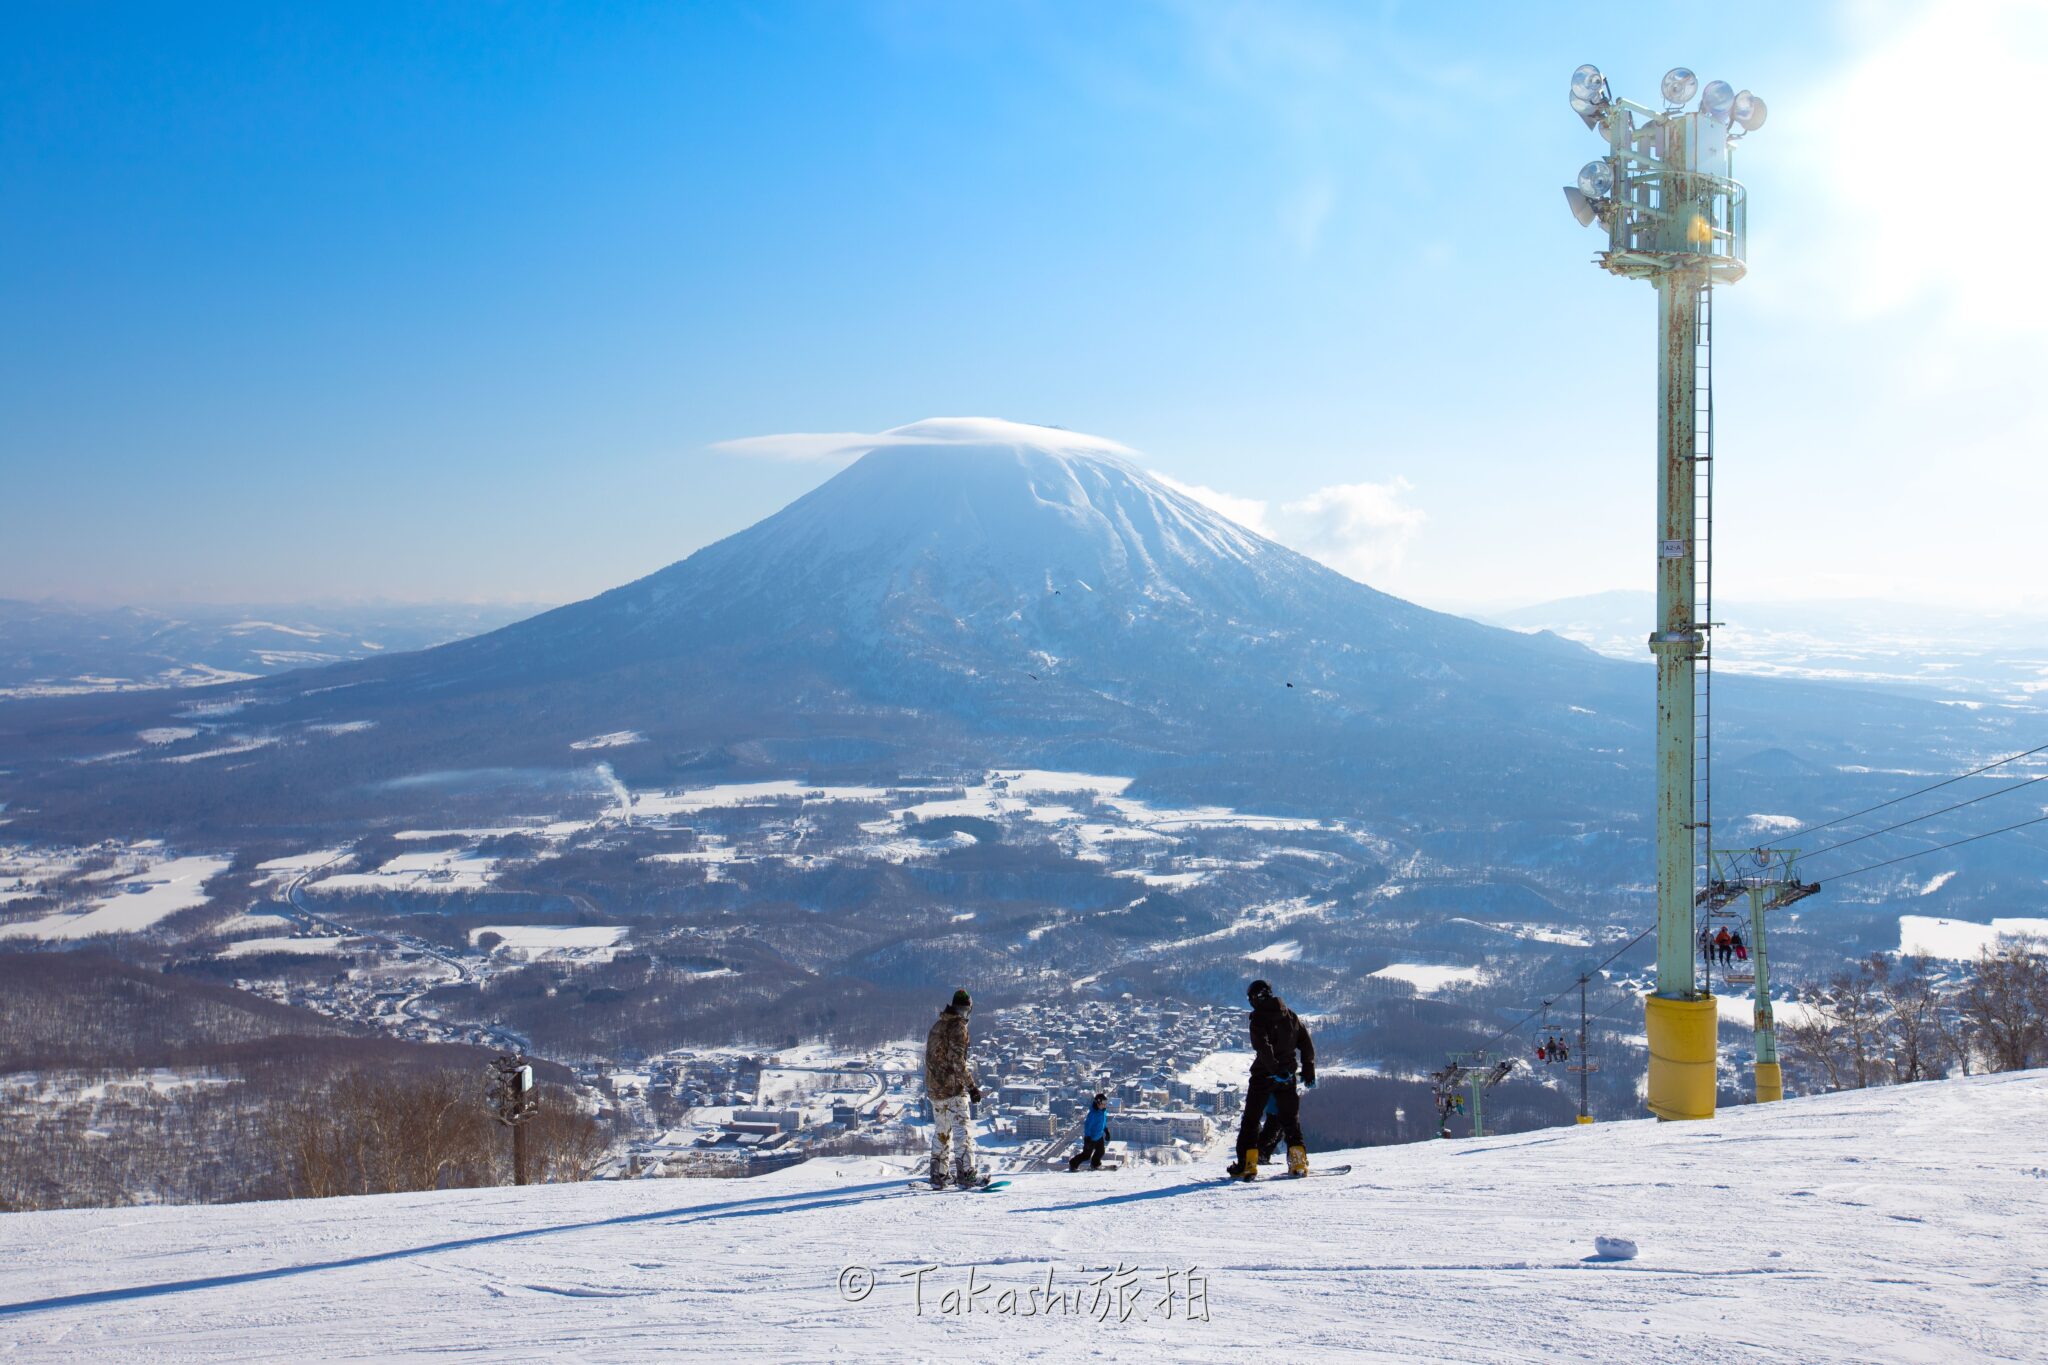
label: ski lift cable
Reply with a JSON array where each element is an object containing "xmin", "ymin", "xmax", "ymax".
[
  {"xmin": 1812, "ymin": 810, "xmax": 2048, "ymax": 886},
  {"xmin": 1774, "ymin": 739, "xmax": 2048, "ymax": 843},
  {"xmin": 1478, "ymin": 923, "xmax": 1655, "ymax": 1052},
  {"xmin": 1796, "ymin": 771, "xmax": 2048, "ymax": 866}
]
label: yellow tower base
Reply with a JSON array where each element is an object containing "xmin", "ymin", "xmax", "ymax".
[
  {"xmin": 1645, "ymin": 994, "xmax": 1717, "ymax": 1120},
  {"xmin": 1753, "ymin": 1060, "xmax": 1783, "ymax": 1103},
  {"xmin": 1576, "ymin": 1115, "xmax": 1594, "ymax": 1125}
]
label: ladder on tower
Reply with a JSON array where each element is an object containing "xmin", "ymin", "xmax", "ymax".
[{"xmin": 1691, "ymin": 283, "xmax": 1716, "ymax": 939}]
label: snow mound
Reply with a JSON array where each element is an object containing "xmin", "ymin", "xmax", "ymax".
[{"xmin": 1591, "ymin": 1235, "xmax": 1638, "ymax": 1261}]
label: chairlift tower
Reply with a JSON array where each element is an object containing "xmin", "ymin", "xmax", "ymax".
[
  {"xmin": 1562, "ymin": 65, "xmax": 1767, "ymax": 1121},
  {"xmin": 1700, "ymin": 849, "xmax": 1821, "ymax": 1102},
  {"xmin": 1433, "ymin": 1052, "xmax": 1515, "ymax": 1139}
]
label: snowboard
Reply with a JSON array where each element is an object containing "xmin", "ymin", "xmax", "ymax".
[
  {"xmin": 1222, "ymin": 1163, "xmax": 1353, "ymax": 1182},
  {"xmin": 906, "ymin": 1178, "xmax": 1010, "ymax": 1193}
]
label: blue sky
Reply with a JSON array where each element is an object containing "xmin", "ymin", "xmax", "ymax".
[{"xmin": 5, "ymin": 1, "xmax": 2043, "ymax": 611}]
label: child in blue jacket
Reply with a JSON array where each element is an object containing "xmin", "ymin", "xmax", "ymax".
[{"xmin": 1067, "ymin": 1093, "xmax": 1111, "ymax": 1171}]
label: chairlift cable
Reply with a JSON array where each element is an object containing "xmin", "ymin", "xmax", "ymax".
[
  {"xmin": 1478, "ymin": 924, "xmax": 1655, "ymax": 1053},
  {"xmin": 1796, "ymin": 771, "xmax": 2048, "ymax": 865},
  {"xmin": 1773, "ymin": 740, "xmax": 2048, "ymax": 842},
  {"xmin": 1812, "ymin": 811, "xmax": 2048, "ymax": 885}
]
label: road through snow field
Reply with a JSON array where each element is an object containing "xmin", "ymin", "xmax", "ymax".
[{"xmin": 0, "ymin": 1072, "xmax": 2041, "ymax": 1362}]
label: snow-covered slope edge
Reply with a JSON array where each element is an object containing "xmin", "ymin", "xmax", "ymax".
[{"xmin": 2, "ymin": 1072, "xmax": 2041, "ymax": 1363}]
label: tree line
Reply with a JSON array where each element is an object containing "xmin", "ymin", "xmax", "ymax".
[{"xmin": 1781, "ymin": 937, "xmax": 2048, "ymax": 1092}]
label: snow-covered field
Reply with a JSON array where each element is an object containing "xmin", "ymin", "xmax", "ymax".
[
  {"xmin": 1370, "ymin": 962, "xmax": 1487, "ymax": 993},
  {"xmin": 470, "ymin": 925, "xmax": 629, "ymax": 959},
  {"xmin": 2, "ymin": 1073, "xmax": 2040, "ymax": 1362},
  {"xmin": 1898, "ymin": 914, "xmax": 2048, "ymax": 960},
  {"xmin": 0, "ymin": 854, "xmax": 231, "ymax": 940}
]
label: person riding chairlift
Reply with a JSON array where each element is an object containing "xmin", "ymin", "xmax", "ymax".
[
  {"xmin": 1731, "ymin": 929, "xmax": 1749, "ymax": 962},
  {"xmin": 1714, "ymin": 926, "xmax": 1734, "ymax": 965}
]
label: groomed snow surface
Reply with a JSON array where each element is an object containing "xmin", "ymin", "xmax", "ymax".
[{"xmin": 2, "ymin": 1073, "xmax": 2041, "ymax": 1362}]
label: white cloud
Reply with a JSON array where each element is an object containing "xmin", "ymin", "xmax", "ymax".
[
  {"xmin": 712, "ymin": 417, "xmax": 1135, "ymax": 465},
  {"xmin": 1155, "ymin": 471, "xmax": 1426, "ymax": 584},
  {"xmin": 709, "ymin": 431, "xmax": 890, "ymax": 464},
  {"xmin": 1273, "ymin": 479, "xmax": 1426, "ymax": 581},
  {"xmin": 1152, "ymin": 473, "xmax": 1272, "ymax": 532}
]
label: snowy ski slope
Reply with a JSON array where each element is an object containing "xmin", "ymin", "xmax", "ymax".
[{"xmin": 0, "ymin": 1072, "xmax": 2041, "ymax": 1362}]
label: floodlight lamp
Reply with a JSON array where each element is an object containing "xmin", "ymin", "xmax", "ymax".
[
  {"xmin": 1700, "ymin": 80, "xmax": 1736, "ymax": 123},
  {"xmin": 1661, "ymin": 68, "xmax": 1698, "ymax": 107},
  {"xmin": 1563, "ymin": 186, "xmax": 1598, "ymax": 228},
  {"xmin": 1732, "ymin": 90, "xmax": 1768, "ymax": 132},
  {"xmin": 1576, "ymin": 160, "xmax": 1614, "ymax": 201},
  {"xmin": 1570, "ymin": 64, "xmax": 1608, "ymax": 107}
]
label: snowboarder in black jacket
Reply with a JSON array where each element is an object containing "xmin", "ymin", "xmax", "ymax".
[{"xmin": 1230, "ymin": 979, "xmax": 1315, "ymax": 1180}]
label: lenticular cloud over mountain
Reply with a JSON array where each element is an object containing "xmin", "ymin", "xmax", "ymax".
[{"xmin": 712, "ymin": 416, "xmax": 1138, "ymax": 465}]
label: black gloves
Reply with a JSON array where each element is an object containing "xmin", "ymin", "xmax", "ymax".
[
  {"xmin": 1301, "ymin": 1063, "xmax": 1316, "ymax": 1088},
  {"xmin": 969, "ymin": 1084, "xmax": 983, "ymax": 1104}
]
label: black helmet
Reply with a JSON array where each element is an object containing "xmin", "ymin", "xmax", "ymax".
[
  {"xmin": 1092, "ymin": 1092, "xmax": 1107, "ymax": 1106},
  {"xmin": 1247, "ymin": 979, "xmax": 1273, "ymax": 1002}
]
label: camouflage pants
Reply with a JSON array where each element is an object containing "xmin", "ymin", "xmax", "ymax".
[{"xmin": 929, "ymin": 1093, "xmax": 977, "ymax": 1176}]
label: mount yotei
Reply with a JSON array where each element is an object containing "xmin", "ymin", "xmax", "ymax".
[
  {"xmin": 0, "ymin": 420, "xmax": 2030, "ymax": 1106},
  {"xmin": 3, "ymin": 418, "xmax": 2005, "ymax": 839}
]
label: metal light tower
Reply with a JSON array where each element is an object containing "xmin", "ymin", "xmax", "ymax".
[{"xmin": 1562, "ymin": 64, "xmax": 1767, "ymax": 1121}]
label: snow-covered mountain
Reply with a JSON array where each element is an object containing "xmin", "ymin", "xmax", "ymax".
[
  {"xmin": 0, "ymin": 417, "xmax": 2012, "ymax": 842},
  {"xmin": 2, "ymin": 1071, "xmax": 2038, "ymax": 1361}
]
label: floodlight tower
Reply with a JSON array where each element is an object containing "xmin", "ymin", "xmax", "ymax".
[{"xmin": 1562, "ymin": 65, "xmax": 1767, "ymax": 1121}]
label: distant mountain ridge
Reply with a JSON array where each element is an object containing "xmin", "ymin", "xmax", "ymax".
[{"xmin": 0, "ymin": 419, "xmax": 2013, "ymax": 840}]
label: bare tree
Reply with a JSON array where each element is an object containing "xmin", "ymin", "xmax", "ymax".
[
  {"xmin": 518, "ymin": 1091, "xmax": 615, "ymax": 1184},
  {"xmin": 1783, "ymin": 993, "xmax": 1847, "ymax": 1092},
  {"xmin": 1960, "ymin": 938, "xmax": 2048, "ymax": 1072},
  {"xmin": 1827, "ymin": 965, "xmax": 1889, "ymax": 1090},
  {"xmin": 1873, "ymin": 955, "xmax": 1947, "ymax": 1083}
]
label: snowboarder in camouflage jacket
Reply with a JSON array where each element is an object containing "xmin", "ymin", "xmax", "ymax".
[{"xmin": 924, "ymin": 988, "xmax": 983, "ymax": 1187}]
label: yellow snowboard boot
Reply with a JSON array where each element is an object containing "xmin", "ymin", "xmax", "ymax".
[
  {"xmin": 1287, "ymin": 1144, "xmax": 1309, "ymax": 1177},
  {"xmin": 1236, "ymin": 1147, "xmax": 1259, "ymax": 1181}
]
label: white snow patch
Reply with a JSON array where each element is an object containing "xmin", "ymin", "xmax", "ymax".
[
  {"xmin": 312, "ymin": 849, "xmax": 499, "ymax": 894},
  {"xmin": 1177, "ymin": 1049, "xmax": 1255, "ymax": 1090},
  {"xmin": 1917, "ymin": 871, "xmax": 1957, "ymax": 897},
  {"xmin": 571, "ymin": 730, "xmax": 646, "ymax": 750},
  {"xmin": 0, "ymin": 855, "xmax": 231, "ymax": 940},
  {"xmin": 162, "ymin": 736, "xmax": 276, "ymax": 764},
  {"xmin": 1245, "ymin": 939, "xmax": 1302, "ymax": 963},
  {"xmin": 1743, "ymin": 814, "xmax": 1805, "ymax": 833},
  {"xmin": 1715, "ymin": 993, "xmax": 1828, "ymax": 1030},
  {"xmin": 1370, "ymin": 963, "xmax": 1487, "ymax": 993},
  {"xmin": 470, "ymin": 925, "xmax": 629, "ymax": 958},
  {"xmin": 1898, "ymin": 914, "xmax": 2048, "ymax": 960},
  {"xmin": 137, "ymin": 727, "xmax": 198, "ymax": 745}
]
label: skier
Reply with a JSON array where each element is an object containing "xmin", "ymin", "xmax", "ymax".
[
  {"xmin": 1731, "ymin": 930, "xmax": 1748, "ymax": 963},
  {"xmin": 1067, "ymin": 1093, "xmax": 1111, "ymax": 1171},
  {"xmin": 1714, "ymin": 926, "xmax": 1734, "ymax": 966},
  {"xmin": 923, "ymin": 988, "xmax": 984, "ymax": 1188},
  {"xmin": 1231, "ymin": 979, "xmax": 1315, "ymax": 1180}
]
